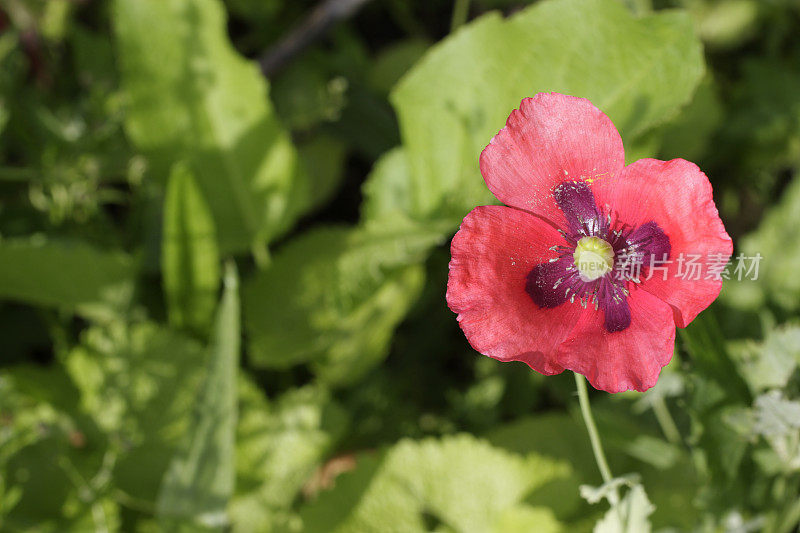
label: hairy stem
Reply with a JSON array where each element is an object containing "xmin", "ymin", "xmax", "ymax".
[{"xmin": 575, "ymin": 372, "xmax": 613, "ymax": 483}]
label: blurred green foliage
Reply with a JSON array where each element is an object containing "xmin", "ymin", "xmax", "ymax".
[{"xmin": 1, "ymin": 0, "xmax": 800, "ymax": 531}]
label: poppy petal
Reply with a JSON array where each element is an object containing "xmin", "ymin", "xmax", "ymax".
[
  {"xmin": 447, "ymin": 205, "xmax": 582, "ymax": 375},
  {"xmin": 479, "ymin": 93, "xmax": 625, "ymax": 226},
  {"xmin": 556, "ymin": 289, "xmax": 675, "ymax": 393},
  {"xmin": 593, "ymin": 158, "xmax": 733, "ymax": 327}
]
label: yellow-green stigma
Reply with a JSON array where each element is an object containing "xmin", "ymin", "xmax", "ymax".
[{"xmin": 573, "ymin": 236, "xmax": 614, "ymax": 282}]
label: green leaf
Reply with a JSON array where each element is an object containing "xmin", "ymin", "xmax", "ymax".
[
  {"xmin": 657, "ymin": 75, "xmax": 724, "ymax": 162},
  {"xmin": 243, "ymin": 223, "xmax": 445, "ymax": 385},
  {"xmin": 391, "ymin": 0, "xmax": 704, "ymax": 223},
  {"xmin": 580, "ymin": 476, "xmax": 656, "ymax": 533},
  {"xmin": 157, "ymin": 263, "xmax": 240, "ymax": 530},
  {"xmin": 369, "ymin": 39, "xmax": 431, "ymax": 95},
  {"xmin": 360, "ymin": 147, "xmax": 424, "ymax": 228},
  {"xmin": 593, "ymin": 484, "xmax": 655, "ymax": 533},
  {"xmin": 64, "ymin": 322, "xmax": 207, "ymax": 502},
  {"xmin": 752, "ymin": 391, "xmax": 800, "ymax": 438},
  {"xmin": 490, "ymin": 505, "xmax": 564, "ymax": 533},
  {"xmin": 299, "ymin": 434, "xmax": 570, "ymax": 533},
  {"xmin": 230, "ymin": 381, "xmax": 349, "ymax": 531},
  {"xmin": 290, "ymin": 135, "xmax": 347, "ymax": 217},
  {"xmin": 271, "ymin": 58, "xmax": 348, "ymax": 131},
  {"xmin": 487, "ymin": 413, "xmax": 699, "ymax": 529},
  {"xmin": 0, "ymin": 237, "xmax": 133, "ymax": 320},
  {"xmin": 731, "ymin": 324, "xmax": 800, "ymax": 392},
  {"xmin": 162, "ymin": 162, "xmax": 220, "ymax": 332},
  {"xmin": 0, "ymin": 365, "xmax": 116, "ymax": 531},
  {"xmin": 114, "ymin": 0, "xmax": 303, "ymax": 253}
]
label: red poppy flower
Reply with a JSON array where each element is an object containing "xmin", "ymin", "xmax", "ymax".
[{"xmin": 446, "ymin": 93, "xmax": 733, "ymax": 393}]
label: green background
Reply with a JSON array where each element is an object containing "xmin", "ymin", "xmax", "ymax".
[{"xmin": 1, "ymin": 0, "xmax": 800, "ymax": 531}]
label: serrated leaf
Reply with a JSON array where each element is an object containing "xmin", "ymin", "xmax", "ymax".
[
  {"xmin": 243, "ymin": 223, "xmax": 445, "ymax": 384},
  {"xmin": 161, "ymin": 162, "xmax": 220, "ymax": 332},
  {"xmin": 391, "ymin": 0, "xmax": 704, "ymax": 223},
  {"xmin": 580, "ymin": 474, "xmax": 641, "ymax": 505},
  {"xmin": 0, "ymin": 238, "xmax": 134, "ymax": 320},
  {"xmin": 593, "ymin": 484, "xmax": 655, "ymax": 533},
  {"xmin": 230, "ymin": 380, "xmax": 348, "ymax": 532},
  {"xmin": 299, "ymin": 434, "xmax": 570, "ymax": 533},
  {"xmin": 732, "ymin": 324, "xmax": 800, "ymax": 392},
  {"xmin": 114, "ymin": 0, "xmax": 303, "ymax": 253},
  {"xmin": 157, "ymin": 263, "xmax": 240, "ymax": 531},
  {"xmin": 753, "ymin": 391, "xmax": 800, "ymax": 437}
]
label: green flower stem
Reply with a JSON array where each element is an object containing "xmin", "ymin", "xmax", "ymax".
[
  {"xmin": 450, "ymin": 0, "xmax": 470, "ymax": 32},
  {"xmin": 574, "ymin": 372, "xmax": 614, "ymax": 484}
]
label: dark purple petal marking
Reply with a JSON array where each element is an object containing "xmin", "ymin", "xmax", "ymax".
[
  {"xmin": 553, "ymin": 181, "xmax": 607, "ymax": 237},
  {"xmin": 525, "ymin": 181, "xmax": 671, "ymax": 333},
  {"xmin": 601, "ymin": 286, "xmax": 632, "ymax": 332},
  {"xmin": 526, "ymin": 256, "xmax": 573, "ymax": 308},
  {"xmin": 624, "ymin": 221, "xmax": 671, "ymax": 271}
]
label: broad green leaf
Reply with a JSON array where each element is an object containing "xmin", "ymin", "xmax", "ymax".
[
  {"xmin": 157, "ymin": 263, "xmax": 240, "ymax": 530},
  {"xmin": 114, "ymin": 0, "xmax": 302, "ymax": 253},
  {"xmin": 0, "ymin": 237, "xmax": 133, "ymax": 320},
  {"xmin": 64, "ymin": 322, "xmax": 207, "ymax": 502},
  {"xmin": 369, "ymin": 39, "xmax": 431, "ymax": 95},
  {"xmin": 299, "ymin": 434, "xmax": 570, "ymax": 533},
  {"xmin": 243, "ymin": 223, "xmax": 445, "ymax": 384},
  {"xmin": 161, "ymin": 162, "xmax": 220, "ymax": 332},
  {"xmin": 230, "ymin": 380, "xmax": 348, "ymax": 531},
  {"xmin": 391, "ymin": 0, "xmax": 704, "ymax": 222},
  {"xmin": 360, "ymin": 147, "xmax": 426, "ymax": 228},
  {"xmin": 490, "ymin": 505, "xmax": 564, "ymax": 533}
]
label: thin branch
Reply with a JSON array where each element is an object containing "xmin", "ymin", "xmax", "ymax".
[{"xmin": 258, "ymin": 0, "xmax": 375, "ymax": 77}]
